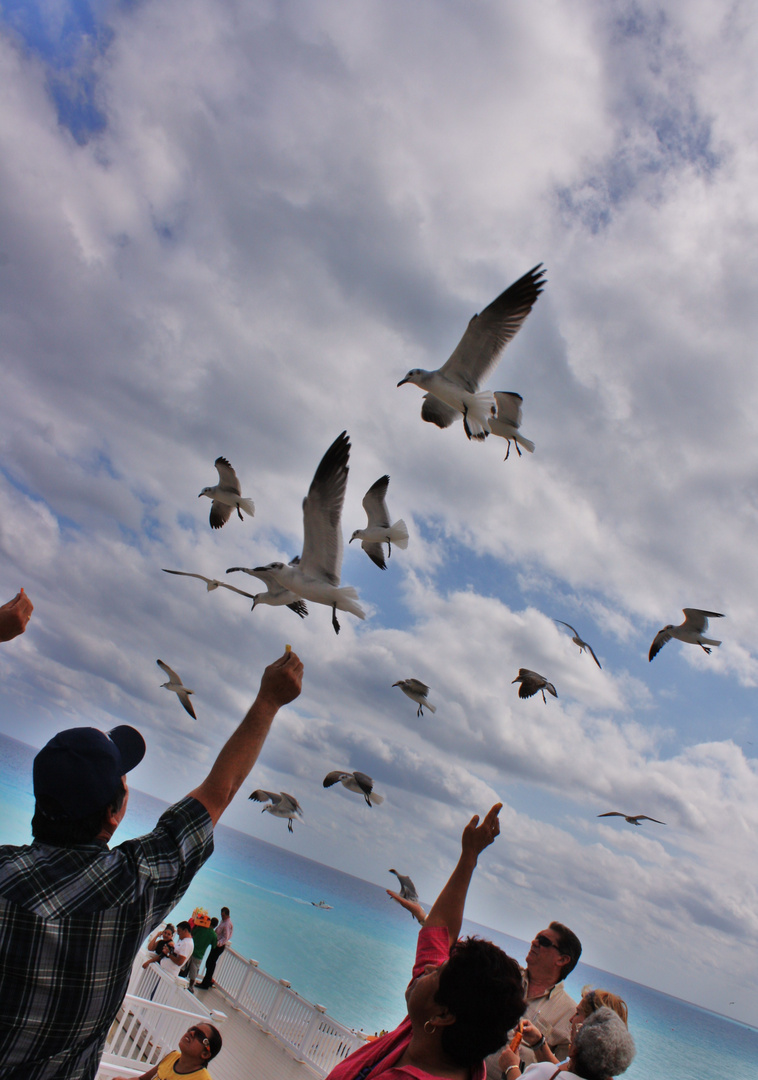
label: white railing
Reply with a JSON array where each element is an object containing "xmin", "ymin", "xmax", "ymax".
[
  {"xmin": 212, "ymin": 946, "xmax": 366, "ymax": 1074},
  {"xmin": 100, "ymin": 995, "xmax": 222, "ymax": 1075},
  {"xmin": 126, "ymin": 952, "xmax": 226, "ymax": 1022}
]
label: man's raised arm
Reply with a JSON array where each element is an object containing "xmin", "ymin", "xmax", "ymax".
[{"xmin": 189, "ymin": 649, "xmax": 303, "ymax": 826}]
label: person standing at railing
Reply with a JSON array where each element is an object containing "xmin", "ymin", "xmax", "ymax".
[
  {"xmin": 112, "ymin": 1023, "xmax": 223, "ymax": 1080},
  {"xmin": 198, "ymin": 906, "xmax": 233, "ymax": 990},
  {"xmin": 0, "ymin": 648, "xmax": 303, "ymax": 1080}
]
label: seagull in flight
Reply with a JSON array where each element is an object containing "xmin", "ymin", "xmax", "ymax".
[
  {"xmin": 488, "ymin": 392, "xmax": 535, "ymax": 459},
  {"xmin": 226, "ymin": 565, "xmax": 308, "ymax": 618},
  {"xmin": 157, "ymin": 659, "xmax": 196, "ymax": 719},
  {"xmin": 323, "ymin": 771, "xmax": 384, "ymax": 807},
  {"xmin": 162, "ymin": 568, "xmax": 256, "ymax": 600},
  {"xmin": 648, "ymin": 608, "xmax": 724, "ymax": 662},
  {"xmin": 249, "ymin": 790, "xmax": 303, "ymax": 833},
  {"xmin": 389, "ymin": 868, "xmax": 419, "ymax": 902},
  {"xmin": 397, "ymin": 265, "xmax": 546, "ymax": 440},
  {"xmin": 349, "ymin": 475, "xmax": 409, "ymax": 570},
  {"xmin": 512, "ymin": 669, "xmax": 557, "ymax": 703},
  {"xmin": 393, "ymin": 678, "xmax": 436, "ymax": 717},
  {"xmin": 555, "ymin": 620, "xmax": 602, "ymax": 669},
  {"xmin": 253, "ymin": 432, "xmax": 365, "ymax": 634},
  {"xmin": 598, "ymin": 812, "xmax": 666, "ymax": 827},
  {"xmin": 199, "ymin": 457, "xmax": 255, "ymax": 529}
]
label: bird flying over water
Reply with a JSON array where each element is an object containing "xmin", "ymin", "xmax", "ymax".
[
  {"xmin": 555, "ymin": 620, "xmax": 601, "ymax": 669},
  {"xmin": 397, "ymin": 265, "xmax": 546, "ymax": 440},
  {"xmin": 393, "ymin": 678, "xmax": 436, "ymax": 717},
  {"xmin": 598, "ymin": 812, "xmax": 666, "ymax": 827},
  {"xmin": 488, "ymin": 392, "xmax": 535, "ymax": 459},
  {"xmin": 253, "ymin": 432, "xmax": 365, "ymax": 634},
  {"xmin": 323, "ymin": 771, "xmax": 384, "ymax": 807},
  {"xmin": 389, "ymin": 869, "xmax": 419, "ymax": 903},
  {"xmin": 162, "ymin": 568, "xmax": 256, "ymax": 600},
  {"xmin": 157, "ymin": 659, "xmax": 196, "ymax": 719},
  {"xmin": 198, "ymin": 457, "xmax": 255, "ymax": 529},
  {"xmin": 648, "ymin": 608, "xmax": 724, "ymax": 662},
  {"xmin": 226, "ymin": 565, "xmax": 308, "ymax": 618},
  {"xmin": 249, "ymin": 790, "xmax": 303, "ymax": 833},
  {"xmin": 349, "ymin": 475, "xmax": 409, "ymax": 570},
  {"xmin": 512, "ymin": 669, "xmax": 557, "ymax": 703}
]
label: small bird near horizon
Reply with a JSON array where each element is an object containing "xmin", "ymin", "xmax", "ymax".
[
  {"xmin": 648, "ymin": 608, "xmax": 724, "ymax": 662},
  {"xmin": 512, "ymin": 669, "xmax": 557, "ymax": 703},
  {"xmin": 555, "ymin": 620, "xmax": 602, "ymax": 669},
  {"xmin": 157, "ymin": 659, "xmax": 196, "ymax": 719},
  {"xmin": 598, "ymin": 812, "xmax": 666, "ymax": 827},
  {"xmin": 253, "ymin": 432, "xmax": 365, "ymax": 634},
  {"xmin": 350, "ymin": 475, "xmax": 409, "ymax": 570},
  {"xmin": 323, "ymin": 771, "xmax": 384, "ymax": 807},
  {"xmin": 397, "ymin": 265, "xmax": 546, "ymax": 440},
  {"xmin": 162, "ymin": 568, "xmax": 256, "ymax": 600},
  {"xmin": 199, "ymin": 457, "xmax": 255, "ymax": 529},
  {"xmin": 488, "ymin": 392, "xmax": 535, "ymax": 459},
  {"xmin": 393, "ymin": 678, "xmax": 436, "ymax": 717},
  {"xmin": 249, "ymin": 790, "xmax": 303, "ymax": 833},
  {"xmin": 389, "ymin": 869, "xmax": 419, "ymax": 903},
  {"xmin": 226, "ymin": 564, "xmax": 308, "ymax": 618}
]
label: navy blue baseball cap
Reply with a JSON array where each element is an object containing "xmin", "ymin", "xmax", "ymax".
[{"xmin": 33, "ymin": 725, "xmax": 146, "ymax": 819}]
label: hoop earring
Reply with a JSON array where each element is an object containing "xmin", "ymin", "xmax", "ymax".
[{"xmin": 424, "ymin": 1020, "xmax": 437, "ymax": 1035}]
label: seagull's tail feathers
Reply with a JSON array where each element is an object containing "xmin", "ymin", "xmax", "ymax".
[
  {"xmin": 388, "ymin": 520, "xmax": 409, "ymax": 549},
  {"xmin": 335, "ymin": 587, "xmax": 366, "ymax": 620},
  {"xmin": 462, "ymin": 391, "xmax": 496, "ymax": 440},
  {"xmin": 701, "ymin": 637, "xmax": 721, "ymax": 647},
  {"xmin": 237, "ymin": 498, "xmax": 255, "ymax": 518},
  {"xmin": 514, "ymin": 434, "xmax": 535, "ymax": 454},
  {"xmin": 425, "ymin": 702, "xmax": 437, "ymax": 714},
  {"xmin": 369, "ymin": 792, "xmax": 385, "ymax": 806}
]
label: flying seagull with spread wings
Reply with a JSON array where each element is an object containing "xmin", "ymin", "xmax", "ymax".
[
  {"xmin": 389, "ymin": 868, "xmax": 419, "ymax": 902},
  {"xmin": 512, "ymin": 669, "xmax": 557, "ymax": 703},
  {"xmin": 397, "ymin": 265, "xmax": 546, "ymax": 440},
  {"xmin": 648, "ymin": 608, "xmax": 724, "ymax": 661},
  {"xmin": 249, "ymin": 790, "xmax": 304, "ymax": 833},
  {"xmin": 323, "ymin": 771, "xmax": 384, "ymax": 807},
  {"xmin": 226, "ymin": 564, "xmax": 308, "ymax": 618},
  {"xmin": 198, "ymin": 457, "xmax": 255, "ymax": 529},
  {"xmin": 598, "ymin": 812, "xmax": 666, "ymax": 827},
  {"xmin": 253, "ymin": 432, "xmax": 365, "ymax": 634},
  {"xmin": 488, "ymin": 392, "xmax": 535, "ymax": 459},
  {"xmin": 156, "ymin": 659, "xmax": 196, "ymax": 719},
  {"xmin": 393, "ymin": 678, "xmax": 436, "ymax": 717},
  {"xmin": 555, "ymin": 620, "xmax": 602, "ymax": 669},
  {"xmin": 162, "ymin": 569, "xmax": 256, "ymax": 600},
  {"xmin": 349, "ymin": 475, "xmax": 409, "ymax": 570}
]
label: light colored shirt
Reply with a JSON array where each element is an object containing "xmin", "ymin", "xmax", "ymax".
[
  {"xmin": 215, "ymin": 916, "xmax": 233, "ymax": 947},
  {"xmin": 485, "ymin": 973, "xmax": 576, "ymax": 1077}
]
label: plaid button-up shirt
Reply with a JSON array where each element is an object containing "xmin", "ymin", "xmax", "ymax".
[{"xmin": 0, "ymin": 795, "xmax": 213, "ymax": 1080}]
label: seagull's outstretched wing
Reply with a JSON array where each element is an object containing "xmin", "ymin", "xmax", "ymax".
[
  {"xmin": 300, "ymin": 432, "xmax": 350, "ymax": 585},
  {"xmin": 492, "ymin": 391, "xmax": 524, "ymax": 426},
  {"xmin": 633, "ymin": 815, "xmax": 666, "ymax": 825},
  {"xmin": 157, "ymin": 659, "xmax": 196, "ymax": 719},
  {"xmin": 438, "ymin": 265, "xmax": 546, "ymax": 392},
  {"xmin": 362, "ymin": 475, "xmax": 391, "ymax": 528},
  {"xmin": 555, "ymin": 619, "xmax": 579, "ymax": 636},
  {"xmin": 163, "ymin": 569, "xmax": 255, "ymax": 599},
  {"xmin": 215, "ymin": 457, "xmax": 241, "ymax": 494},
  {"xmin": 597, "ymin": 812, "xmax": 626, "ymax": 819},
  {"xmin": 249, "ymin": 789, "xmax": 280, "ymax": 804},
  {"xmin": 421, "ymin": 394, "xmax": 459, "ymax": 429},
  {"xmin": 323, "ymin": 771, "xmax": 350, "ymax": 788},
  {"xmin": 157, "ymin": 658, "xmax": 182, "ymax": 684},
  {"xmin": 648, "ymin": 627, "xmax": 673, "ymax": 662},
  {"xmin": 682, "ymin": 608, "xmax": 724, "ymax": 631}
]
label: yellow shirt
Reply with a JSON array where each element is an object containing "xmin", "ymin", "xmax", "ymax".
[{"xmin": 156, "ymin": 1050, "xmax": 213, "ymax": 1080}]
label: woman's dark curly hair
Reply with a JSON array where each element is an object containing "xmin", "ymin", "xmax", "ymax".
[{"xmin": 435, "ymin": 937, "xmax": 525, "ymax": 1066}]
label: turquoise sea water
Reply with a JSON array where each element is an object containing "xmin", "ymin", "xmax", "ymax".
[{"xmin": 1, "ymin": 733, "xmax": 756, "ymax": 1078}]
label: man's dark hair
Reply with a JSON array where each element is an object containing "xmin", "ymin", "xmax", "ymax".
[
  {"xmin": 32, "ymin": 779, "xmax": 127, "ymax": 846},
  {"xmin": 177, "ymin": 921, "xmax": 191, "ymax": 933},
  {"xmin": 204, "ymin": 1023, "xmax": 223, "ymax": 1060},
  {"xmin": 221, "ymin": 906, "xmax": 230, "ymax": 917},
  {"xmin": 550, "ymin": 920, "xmax": 582, "ymax": 978},
  {"xmin": 435, "ymin": 937, "xmax": 525, "ymax": 1066},
  {"xmin": 210, "ymin": 917, "xmax": 219, "ymax": 928}
]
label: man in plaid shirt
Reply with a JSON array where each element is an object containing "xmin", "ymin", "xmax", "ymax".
[{"xmin": 0, "ymin": 648, "xmax": 303, "ymax": 1080}]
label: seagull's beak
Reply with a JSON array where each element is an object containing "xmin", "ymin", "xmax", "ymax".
[{"xmin": 397, "ymin": 376, "xmax": 409, "ymax": 387}]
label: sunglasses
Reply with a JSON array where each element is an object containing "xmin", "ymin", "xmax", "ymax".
[
  {"xmin": 187, "ymin": 1027, "xmax": 210, "ymax": 1049},
  {"xmin": 534, "ymin": 933, "xmax": 561, "ymax": 950}
]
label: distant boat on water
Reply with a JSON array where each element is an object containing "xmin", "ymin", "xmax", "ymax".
[{"xmin": 311, "ymin": 900, "xmax": 333, "ymax": 909}]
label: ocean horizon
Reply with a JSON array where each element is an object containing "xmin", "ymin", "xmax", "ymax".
[{"xmin": 1, "ymin": 732, "xmax": 755, "ymax": 1079}]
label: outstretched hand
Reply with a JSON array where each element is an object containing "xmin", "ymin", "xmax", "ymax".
[
  {"xmin": 461, "ymin": 802, "xmax": 502, "ymax": 860},
  {"xmin": 386, "ymin": 889, "xmax": 426, "ymax": 925},
  {"xmin": 0, "ymin": 588, "xmax": 33, "ymax": 643},
  {"xmin": 258, "ymin": 649, "xmax": 304, "ymax": 708}
]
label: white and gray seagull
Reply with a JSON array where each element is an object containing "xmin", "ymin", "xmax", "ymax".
[
  {"xmin": 249, "ymin": 790, "xmax": 304, "ymax": 833},
  {"xmin": 156, "ymin": 659, "xmax": 196, "ymax": 719},
  {"xmin": 648, "ymin": 608, "xmax": 724, "ymax": 662},
  {"xmin": 349, "ymin": 475, "xmax": 409, "ymax": 570},
  {"xmin": 389, "ymin": 868, "xmax": 419, "ymax": 902},
  {"xmin": 598, "ymin": 812, "xmax": 666, "ymax": 827},
  {"xmin": 555, "ymin": 620, "xmax": 602, "ymax": 669},
  {"xmin": 488, "ymin": 392, "xmax": 535, "ymax": 459},
  {"xmin": 162, "ymin": 568, "xmax": 257, "ymax": 600},
  {"xmin": 393, "ymin": 678, "xmax": 436, "ymax": 717},
  {"xmin": 198, "ymin": 457, "xmax": 255, "ymax": 529},
  {"xmin": 397, "ymin": 265, "xmax": 546, "ymax": 440},
  {"xmin": 253, "ymin": 432, "xmax": 365, "ymax": 634},
  {"xmin": 323, "ymin": 771, "xmax": 384, "ymax": 807},
  {"xmin": 226, "ymin": 564, "xmax": 308, "ymax": 619},
  {"xmin": 512, "ymin": 669, "xmax": 557, "ymax": 703}
]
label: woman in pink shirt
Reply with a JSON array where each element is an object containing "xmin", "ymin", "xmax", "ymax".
[{"xmin": 326, "ymin": 803, "xmax": 525, "ymax": 1080}]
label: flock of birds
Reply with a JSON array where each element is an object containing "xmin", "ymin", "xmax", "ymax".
[{"xmin": 156, "ymin": 265, "xmax": 726, "ymax": 858}]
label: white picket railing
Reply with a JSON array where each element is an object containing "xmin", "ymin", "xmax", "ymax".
[
  {"xmin": 126, "ymin": 952, "xmax": 226, "ymax": 1021},
  {"xmin": 100, "ymin": 995, "xmax": 221, "ymax": 1075}
]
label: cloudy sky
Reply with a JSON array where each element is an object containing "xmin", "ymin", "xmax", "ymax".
[{"xmin": 1, "ymin": 0, "xmax": 757, "ymax": 1025}]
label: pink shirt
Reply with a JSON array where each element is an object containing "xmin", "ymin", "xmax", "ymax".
[{"xmin": 325, "ymin": 925, "xmax": 485, "ymax": 1080}]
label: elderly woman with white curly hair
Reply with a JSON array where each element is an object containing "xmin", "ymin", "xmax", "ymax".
[{"xmin": 500, "ymin": 1007, "xmax": 635, "ymax": 1080}]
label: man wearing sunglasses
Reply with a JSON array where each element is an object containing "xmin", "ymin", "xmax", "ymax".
[
  {"xmin": 113, "ymin": 1023, "xmax": 222, "ymax": 1080},
  {"xmin": 0, "ymin": 648, "xmax": 303, "ymax": 1080},
  {"xmin": 486, "ymin": 921, "xmax": 582, "ymax": 1076}
]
